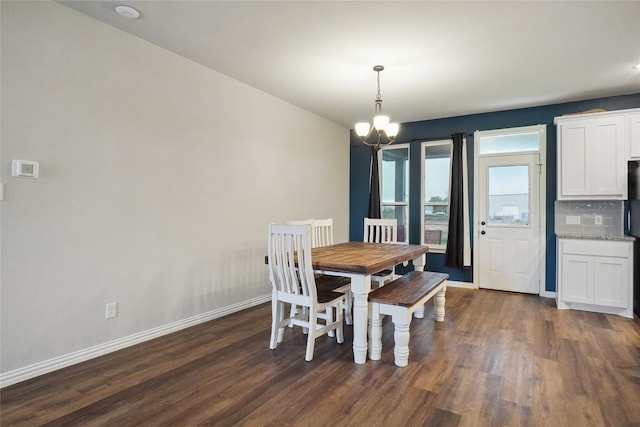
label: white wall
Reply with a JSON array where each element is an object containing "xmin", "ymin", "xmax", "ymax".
[{"xmin": 0, "ymin": 1, "xmax": 349, "ymax": 383}]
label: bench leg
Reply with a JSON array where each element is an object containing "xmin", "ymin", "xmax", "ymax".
[
  {"xmin": 368, "ymin": 302, "xmax": 383, "ymax": 360},
  {"xmin": 413, "ymin": 304, "xmax": 425, "ymax": 319},
  {"xmin": 391, "ymin": 312, "xmax": 412, "ymax": 367},
  {"xmin": 434, "ymin": 285, "xmax": 446, "ymax": 322}
]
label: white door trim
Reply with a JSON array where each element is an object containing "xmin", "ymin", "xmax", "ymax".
[{"xmin": 472, "ymin": 125, "xmax": 547, "ymax": 295}]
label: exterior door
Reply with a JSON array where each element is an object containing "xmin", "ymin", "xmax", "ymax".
[{"xmin": 476, "ymin": 153, "xmax": 542, "ymax": 293}]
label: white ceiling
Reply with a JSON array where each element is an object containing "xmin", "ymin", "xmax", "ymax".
[{"xmin": 59, "ymin": 1, "xmax": 640, "ymax": 128}]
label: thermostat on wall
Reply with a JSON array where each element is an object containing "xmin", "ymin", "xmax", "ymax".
[{"xmin": 12, "ymin": 160, "xmax": 39, "ymax": 178}]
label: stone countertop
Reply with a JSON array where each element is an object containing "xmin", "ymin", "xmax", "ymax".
[{"xmin": 555, "ymin": 233, "xmax": 636, "ymax": 242}]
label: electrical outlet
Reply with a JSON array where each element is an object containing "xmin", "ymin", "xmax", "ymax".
[
  {"xmin": 595, "ymin": 215, "xmax": 603, "ymax": 225},
  {"xmin": 105, "ymin": 302, "xmax": 117, "ymax": 319}
]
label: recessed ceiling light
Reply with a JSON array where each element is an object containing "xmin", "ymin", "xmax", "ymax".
[{"xmin": 115, "ymin": 5, "xmax": 140, "ymax": 19}]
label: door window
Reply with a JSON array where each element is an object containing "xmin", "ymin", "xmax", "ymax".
[{"xmin": 487, "ymin": 165, "xmax": 530, "ymax": 227}]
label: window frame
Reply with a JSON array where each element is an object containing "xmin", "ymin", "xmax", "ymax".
[
  {"xmin": 421, "ymin": 139, "xmax": 453, "ymax": 252},
  {"xmin": 379, "ymin": 144, "xmax": 410, "ymax": 243}
]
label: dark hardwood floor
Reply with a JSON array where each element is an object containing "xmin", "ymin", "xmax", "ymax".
[{"xmin": 2, "ymin": 287, "xmax": 639, "ymax": 426}]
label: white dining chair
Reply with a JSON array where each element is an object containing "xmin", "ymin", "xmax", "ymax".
[
  {"xmin": 364, "ymin": 217, "xmax": 400, "ymax": 287},
  {"xmin": 267, "ymin": 223, "xmax": 345, "ymax": 361},
  {"xmin": 311, "ymin": 219, "xmax": 352, "ymax": 325},
  {"xmin": 287, "ymin": 218, "xmax": 352, "ymax": 325}
]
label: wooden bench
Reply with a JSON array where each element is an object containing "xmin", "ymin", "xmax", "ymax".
[{"xmin": 368, "ymin": 271, "xmax": 448, "ymax": 367}]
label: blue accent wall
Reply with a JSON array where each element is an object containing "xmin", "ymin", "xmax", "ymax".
[{"xmin": 349, "ymin": 93, "xmax": 640, "ymax": 291}]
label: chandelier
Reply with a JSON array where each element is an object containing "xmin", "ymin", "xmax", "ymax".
[{"xmin": 354, "ymin": 65, "xmax": 400, "ymax": 146}]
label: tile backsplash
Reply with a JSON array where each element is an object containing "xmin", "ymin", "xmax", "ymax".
[{"xmin": 555, "ymin": 200, "xmax": 624, "ymax": 236}]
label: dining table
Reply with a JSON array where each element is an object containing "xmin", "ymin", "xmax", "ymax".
[{"xmin": 311, "ymin": 241, "xmax": 429, "ymax": 364}]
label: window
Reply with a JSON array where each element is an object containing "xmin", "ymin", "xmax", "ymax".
[
  {"xmin": 421, "ymin": 140, "xmax": 452, "ymax": 251},
  {"xmin": 487, "ymin": 164, "xmax": 530, "ymax": 227},
  {"xmin": 478, "ymin": 129, "xmax": 540, "ymax": 155},
  {"xmin": 380, "ymin": 144, "xmax": 409, "ymax": 243}
]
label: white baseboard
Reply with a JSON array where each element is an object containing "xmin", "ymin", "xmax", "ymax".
[
  {"xmin": 446, "ymin": 280, "xmax": 476, "ymax": 289},
  {"xmin": 0, "ymin": 294, "xmax": 271, "ymax": 388},
  {"xmin": 539, "ymin": 290, "xmax": 557, "ymax": 299},
  {"xmin": 462, "ymin": 281, "xmax": 557, "ymax": 298}
]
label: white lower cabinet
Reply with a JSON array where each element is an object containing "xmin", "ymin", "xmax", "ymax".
[{"xmin": 557, "ymin": 238, "xmax": 633, "ymax": 318}]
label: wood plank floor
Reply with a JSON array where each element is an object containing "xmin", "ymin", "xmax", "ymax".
[{"xmin": 2, "ymin": 287, "xmax": 640, "ymax": 426}]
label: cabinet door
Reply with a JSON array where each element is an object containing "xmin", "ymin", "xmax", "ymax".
[
  {"xmin": 558, "ymin": 115, "xmax": 626, "ymax": 199},
  {"xmin": 559, "ymin": 121, "xmax": 589, "ymax": 197},
  {"xmin": 590, "ymin": 116, "xmax": 625, "ymax": 197},
  {"xmin": 560, "ymin": 254, "xmax": 592, "ymax": 304},
  {"xmin": 628, "ymin": 113, "xmax": 640, "ymax": 159},
  {"xmin": 593, "ymin": 256, "xmax": 628, "ymax": 308}
]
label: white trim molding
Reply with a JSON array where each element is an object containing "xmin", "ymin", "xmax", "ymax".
[
  {"xmin": 445, "ymin": 280, "xmax": 476, "ymax": 289},
  {"xmin": 0, "ymin": 294, "xmax": 271, "ymax": 388},
  {"xmin": 540, "ymin": 290, "xmax": 557, "ymax": 299}
]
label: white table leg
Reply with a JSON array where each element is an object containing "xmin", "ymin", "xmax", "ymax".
[
  {"xmin": 350, "ymin": 274, "xmax": 371, "ymax": 364},
  {"xmin": 413, "ymin": 254, "xmax": 426, "ymax": 271},
  {"xmin": 368, "ymin": 302, "xmax": 383, "ymax": 360},
  {"xmin": 412, "ymin": 254, "xmax": 426, "ymax": 318}
]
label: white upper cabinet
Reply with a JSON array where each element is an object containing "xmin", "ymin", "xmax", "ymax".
[
  {"xmin": 627, "ymin": 113, "xmax": 640, "ymax": 159},
  {"xmin": 556, "ymin": 110, "xmax": 631, "ymax": 200}
]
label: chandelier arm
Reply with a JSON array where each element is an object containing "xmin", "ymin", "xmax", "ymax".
[{"xmin": 358, "ymin": 130, "xmax": 395, "ymax": 147}]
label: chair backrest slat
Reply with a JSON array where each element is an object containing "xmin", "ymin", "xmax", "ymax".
[{"xmin": 363, "ymin": 218, "xmax": 398, "ymax": 243}]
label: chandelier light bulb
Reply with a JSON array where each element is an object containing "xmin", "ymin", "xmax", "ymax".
[
  {"xmin": 355, "ymin": 122, "xmax": 371, "ymax": 137},
  {"xmin": 386, "ymin": 122, "xmax": 399, "ymax": 138},
  {"xmin": 373, "ymin": 115, "xmax": 390, "ymax": 132}
]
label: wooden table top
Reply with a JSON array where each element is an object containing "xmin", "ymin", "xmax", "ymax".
[{"xmin": 311, "ymin": 242, "xmax": 429, "ymax": 275}]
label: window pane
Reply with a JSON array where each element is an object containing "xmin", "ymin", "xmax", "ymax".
[
  {"xmin": 382, "ymin": 148, "xmax": 408, "ymax": 203},
  {"xmin": 422, "ymin": 141, "xmax": 452, "ymax": 248},
  {"xmin": 424, "ymin": 145, "xmax": 450, "ymax": 203},
  {"xmin": 382, "ymin": 205, "xmax": 408, "ymax": 243},
  {"xmin": 488, "ymin": 165, "xmax": 529, "ymax": 226},
  {"xmin": 479, "ymin": 132, "xmax": 539, "ymax": 155},
  {"xmin": 424, "ymin": 206, "xmax": 448, "ymax": 246}
]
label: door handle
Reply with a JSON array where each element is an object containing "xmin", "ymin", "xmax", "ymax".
[
  {"xmin": 481, "ymin": 230, "xmax": 486, "ymax": 235},
  {"xmin": 481, "ymin": 221, "xmax": 486, "ymax": 226}
]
